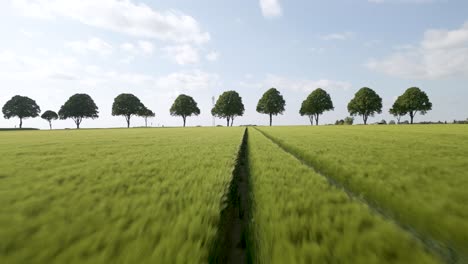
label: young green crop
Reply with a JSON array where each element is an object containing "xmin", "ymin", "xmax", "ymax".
[
  {"xmin": 247, "ymin": 128, "xmax": 439, "ymax": 263},
  {"xmin": 0, "ymin": 127, "xmax": 244, "ymax": 263},
  {"xmin": 258, "ymin": 125, "xmax": 468, "ymax": 260}
]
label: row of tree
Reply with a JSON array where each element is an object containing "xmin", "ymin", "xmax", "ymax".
[{"xmin": 1, "ymin": 87, "xmax": 432, "ymax": 129}]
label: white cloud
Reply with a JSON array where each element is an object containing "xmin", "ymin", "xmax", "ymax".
[
  {"xmin": 66, "ymin": 37, "xmax": 113, "ymax": 56},
  {"xmin": 0, "ymin": 50, "xmax": 82, "ymax": 81},
  {"xmin": 120, "ymin": 41, "xmax": 155, "ymax": 56},
  {"xmin": 241, "ymin": 74, "xmax": 352, "ymax": 92},
  {"xmin": 206, "ymin": 51, "xmax": 220, "ymax": 62},
  {"xmin": 155, "ymin": 70, "xmax": 220, "ymax": 92},
  {"xmin": 121, "ymin": 43, "xmax": 136, "ymax": 53},
  {"xmin": 259, "ymin": 0, "xmax": 282, "ymax": 18},
  {"xmin": 164, "ymin": 44, "xmax": 199, "ymax": 65},
  {"xmin": 20, "ymin": 29, "xmax": 42, "ymax": 38},
  {"xmin": 367, "ymin": 22, "xmax": 468, "ymax": 79},
  {"xmin": 12, "ymin": 0, "xmax": 210, "ymax": 44},
  {"xmin": 0, "ymin": 50, "xmax": 218, "ymax": 93},
  {"xmin": 138, "ymin": 41, "xmax": 155, "ymax": 55},
  {"xmin": 320, "ymin": 32, "xmax": 355, "ymax": 41}
]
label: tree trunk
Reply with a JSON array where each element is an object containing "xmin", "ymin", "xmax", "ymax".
[
  {"xmin": 315, "ymin": 114, "xmax": 319, "ymax": 126},
  {"xmin": 145, "ymin": 117, "xmax": 148, "ymax": 127},
  {"xmin": 183, "ymin": 116, "xmax": 186, "ymax": 127},
  {"xmin": 309, "ymin": 116, "xmax": 313, "ymax": 125},
  {"xmin": 410, "ymin": 111, "xmax": 415, "ymax": 124},
  {"xmin": 363, "ymin": 115, "xmax": 368, "ymax": 125},
  {"xmin": 269, "ymin": 113, "xmax": 272, "ymax": 126},
  {"xmin": 49, "ymin": 121, "xmax": 52, "ymax": 130},
  {"xmin": 126, "ymin": 115, "xmax": 131, "ymax": 128},
  {"xmin": 19, "ymin": 118, "xmax": 23, "ymax": 129},
  {"xmin": 76, "ymin": 122, "xmax": 80, "ymax": 129},
  {"xmin": 226, "ymin": 117, "xmax": 230, "ymax": 127},
  {"xmin": 397, "ymin": 116, "xmax": 401, "ymax": 124},
  {"xmin": 230, "ymin": 117, "xmax": 234, "ymax": 127}
]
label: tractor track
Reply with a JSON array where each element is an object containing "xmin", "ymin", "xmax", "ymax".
[{"xmin": 209, "ymin": 128, "xmax": 251, "ymax": 264}]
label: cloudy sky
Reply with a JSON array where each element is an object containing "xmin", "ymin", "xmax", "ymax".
[{"xmin": 1, "ymin": 0, "xmax": 467, "ymax": 129}]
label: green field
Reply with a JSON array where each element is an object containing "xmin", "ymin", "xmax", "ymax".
[
  {"xmin": 0, "ymin": 128, "xmax": 244, "ymax": 263},
  {"xmin": 247, "ymin": 128, "xmax": 438, "ymax": 263},
  {"xmin": 257, "ymin": 125, "xmax": 468, "ymax": 262},
  {"xmin": 1, "ymin": 125, "xmax": 467, "ymax": 263}
]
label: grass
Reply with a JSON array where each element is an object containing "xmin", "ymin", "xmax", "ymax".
[
  {"xmin": 2, "ymin": 125, "xmax": 464, "ymax": 263},
  {"xmin": 257, "ymin": 125, "xmax": 468, "ymax": 260},
  {"xmin": 247, "ymin": 128, "xmax": 439, "ymax": 263},
  {"xmin": 0, "ymin": 127, "xmax": 244, "ymax": 263}
]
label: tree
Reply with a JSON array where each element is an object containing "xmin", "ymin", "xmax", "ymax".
[
  {"xmin": 138, "ymin": 106, "xmax": 155, "ymax": 127},
  {"xmin": 389, "ymin": 96, "xmax": 407, "ymax": 124},
  {"xmin": 170, "ymin": 94, "xmax": 200, "ymax": 127},
  {"xmin": 347, "ymin": 87, "xmax": 382, "ymax": 125},
  {"xmin": 256, "ymin": 88, "xmax": 286, "ymax": 126},
  {"xmin": 58, "ymin": 94, "xmax": 99, "ymax": 129},
  {"xmin": 112, "ymin": 93, "xmax": 145, "ymax": 128},
  {"xmin": 2, "ymin": 95, "xmax": 41, "ymax": 128},
  {"xmin": 397, "ymin": 87, "xmax": 432, "ymax": 124},
  {"xmin": 344, "ymin": 117, "xmax": 354, "ymax": 125},
  {"xmin": 211, "ymin": 91, "xmax": 245, "ymax": 127},
  {"xmin": 299, "ymin": 88, "xmax": 334, "ymax": 125},
  {"xmin": 41, "ymin": 110, "xmax": 58, "ymax": 130}
]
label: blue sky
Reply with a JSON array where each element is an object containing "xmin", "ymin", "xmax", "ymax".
[{"xmin": 0, "ymin": 0, "xmax": 467, "ymax": 129}]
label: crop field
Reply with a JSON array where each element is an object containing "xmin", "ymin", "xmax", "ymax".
[
  {"xmin": 0, "ymin": 128, "xmax": 245, "ymax": 263},
  {"xmin": 1, "ymin": 125, "xmax": 467, "ymax": 263},
  {"xmin": 247, "ymin": 128, "xmax": 438, "ymax": 263},
  {"xmin": 257, "ymin": 125, "xmax": 468, "ymax": 262}
]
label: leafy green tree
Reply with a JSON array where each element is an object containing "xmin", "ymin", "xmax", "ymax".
[
  {"xmin": 58, "ymin": 94, "xmax": 99, "ymax": 129},
  {"xmin": 344, "ymin": 116, "xmax": 354, "ymax": 125},
  {"xmin": 299, "ymin": 88, "xmax": 334, "ymax": 125},
  {"xmin": 335, "ymin": 119, "xmax": 344, "ymax": 125},
  {"xmin": 398, "ymin": 87, "xmax": 432, "ymax": 124},
  {"xmin": 170, "ymin": 94, "xmax": 200, "ymax": 127},
  {"xmin": 138, "ymin": 106, "xmax": 155, "ymax": 127},
  {"xmin": 212, "ymin": 90, "xmax": 245, "ymax": 127},
  {"xmin": 347, "ymin": 87, "xmax": 382, "ymax": 125},
  {"xmin": 112, "ymin": 93, "xmax": 145, "ymax": 128},
  {"xmin": 389, "ymin": 96, "xmax": 407, "ymax": 124},
  {"xmin": 2, "ymin": 95, "xmax": 41, "ymax": 128},
  {"xmin": 256, "ymin": 88, "xmax": 286, "ymax": 126},
  {"xmin": 41, "ymin": 110, "xmax": 58, "ymax": 130}
]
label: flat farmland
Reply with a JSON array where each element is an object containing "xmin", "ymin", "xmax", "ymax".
[
  {"xmin": 1, "ymin": 125, "xmax": 466, "ymax": 263},
  {"xmin": 0, "ymin": 128, "xmax": 244, "ymax": 263},
  {"xmin": 257, "ymin": 125, "xmax": 468, "ymax": 262},
  {"xmin": 247, "ymin": 128, "xmax": 438, "ymax": 263}
]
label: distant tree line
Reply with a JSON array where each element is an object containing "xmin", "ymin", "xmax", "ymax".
[{"xmin": 1, "ymin": 87, "xmax": 433, "ymax": 129}]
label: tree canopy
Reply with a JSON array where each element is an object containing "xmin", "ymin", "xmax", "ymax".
[
  {"xmin": 256, "ymin": 88, "xmax": 286, "ymax": 126},
  {"xmin": 389, "ymin": 96, "xmax": 407, "ymax": 124},
  {"xmin": 347, "ymin": 87, "xmax": 382, "ymax": 125},
  {"xmin": 58, "ymin": 93, "xmax": 99, "ymax": 129},
  {"xmin": 299, "ymin": 88, "xmax": 334, "ymax": 125},
  {"xmin": 112, "ymin": 93, "xmax": 145, "ymax": 128},
  {"xmin": 398, "ymin": 87, "xmax": 432, "ymax": 124},
  {"xmin": 212, "ymin": 90, "xmax": 245, "ymax": 127},
  {"xmin": 41, "ymin": 110, "xmax": 58, "ymax": 130},
  {"xmin": 170, "ymin": 94, "xmax": 200, "ymax": 127},
  {"xmin": 138, "ymin": 106, "xmax": 155, "ymax": 127},
  {"xmin": 2, "ymin": 95, "xmax": 41, "ymax": 128}
]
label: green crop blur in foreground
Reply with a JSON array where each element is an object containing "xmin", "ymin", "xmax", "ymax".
[
  {"xmin": 258, "ymin": 125, "xmax": 468, "ymax": 260},
  {"xmin": 248, "ymin": 128, "xmax": 439, "ymax": 263},
  {"xmin": 0, "ymin": 128, "xmax": 244, "ymax": 263}
]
